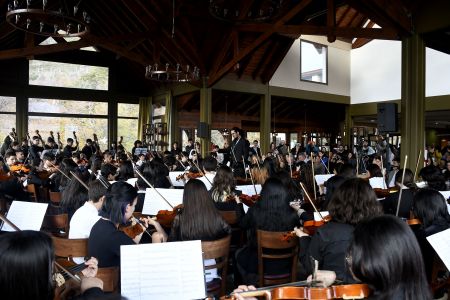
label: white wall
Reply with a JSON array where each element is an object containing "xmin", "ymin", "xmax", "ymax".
[
  {"xmin": 270, "ymin": 35, "xmax": 351, "ymax": 97},
  {"xmin": 351, "ymin": 40, "xmax": 450, "ymax": 104}
]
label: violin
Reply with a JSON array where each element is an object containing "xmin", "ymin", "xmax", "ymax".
[
  {"xmin": 302, "ymin": 215, "xmax": 332, "ymax": 235},
  {"xmin": 222, "ymin": 283, "xmax": 371, "ymax": 300},
  {"xmin": 238, "ymin": 194, "xmax": 261, "ymax": 207},
  {"xmin": 119, "ymin": 217, "xmax": 151, "ymax": 239},
  {"xmin": 175, "ymin": 171, "xmax": 202, "ymax": 181},
  {"xmin": 155, "ymin": 204, "xmax": 183, "ymax": 228},
  {"xmin": 373, "ymin": 186, "xmax": 399, "ymax": 198}
]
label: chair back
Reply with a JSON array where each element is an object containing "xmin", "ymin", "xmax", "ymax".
[
  {"xmin": 52, "ymin": 236, "xmax": 88, "ymax": 262},
  {"xmin": 257, "ymin": 229, "xmax": 299, "ymax": 287},
  {"xmin": 27, "ymin": 184, "xmax": 38, "ymax": 201},
  {"xmin": 97, "ymin": 267, "xmax": 119, "ymax": 293},
  {"xmin": 42, "ymin": 213, "xmax": 69, "ymax": 238},
  {"xmin": 49, "ymin": 191, "xmax": 62, "ymax": 205},
  {"xmin": 201, "ymin": 235, "xmax": 231, "ymax": 297}
]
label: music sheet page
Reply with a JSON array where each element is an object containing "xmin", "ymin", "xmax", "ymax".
[
  {"xmin": 142, "ymin": 188, "xmax": 183, "ymax": 215},
  {"xmin": 427, "ymin": 228, "xmax": 450, "ymax": 271},
  {"xmin": 1, "ymin": 201, "xmax": 48, "ymax": 231},
  {"xmin": 120, "ymin": 240, "xmax": 206, "ymax": 300}
]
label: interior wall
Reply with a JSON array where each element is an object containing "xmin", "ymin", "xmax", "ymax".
[
  {"xmin": 270, "ymin": 35, "xmax": 351, "ymax": 97},
  {"xmin": 351, "ymin": 39, "xmax": 450, "ymax": 104}
]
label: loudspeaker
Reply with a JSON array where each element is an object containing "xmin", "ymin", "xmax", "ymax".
[
  {"xmin": 377, "ymin": 103, "xmax": 398, "ymax": 132},
  {"xmin": 197, "ymin": 122, "xmax": 209, "ymax": 138}
]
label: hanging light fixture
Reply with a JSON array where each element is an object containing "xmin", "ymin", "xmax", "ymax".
[
  {"xmin": 6, "ymin": 0, "xmax": 90, "ymax": 38},
  {"xmin": 209, "ymin": 0, "xmax": 283, "ymax": 23}
]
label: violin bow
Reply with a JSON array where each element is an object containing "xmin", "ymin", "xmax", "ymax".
[
  {"xmin": 300, "ymin": 182, "xmax": 325, "ymax": 222},
  {"xmin": 244, "ymin": 155, "xmax": 258, "ymax": 195},
  {"xmin": 191, "ymin": 159, "xmax": 213, "ymax": 186},
  {"xmin": 229, "ymin": 279, "xmax": 317, "ymax": 299},
  {"xmin": 69, "ymin": 171, "xmax": 89, "ymax": 191},
  {"xmin": 48, "ymin": 161, "xmax": 72, "ymax": 182},
  {"xmin": 395, "ymin": 155, "xmax": 408, "ymax": 217},
  {"xmin": 311, "ymin": 155, "xmax": 317, "ymax": 200},
  {"xmin": 288, "ymin": 154, "xmax": 293, "ymax": 178},
  {"xmin": 356, "ymin": 151, "xmax": 359, "ymax": 176},
  {"xmin": 134, "ymin": 168, "xmax": 174, "ymax": 209},
  {"xmin": 413, "ymin": 149, "xmax": 422, "ymax": 182},
  {"xmin": 242, "ymin": 155, "xmax": 248, "ymax": 181}
]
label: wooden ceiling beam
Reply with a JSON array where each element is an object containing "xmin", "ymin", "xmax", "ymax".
[
  {"xmin": 209, "ymin": 30, "xmax": 235, "ymax": 76},
  {"xmin": 252, "ymin": 39, "xmax": 278, "ymax": 80},
  {"xmin": 208, "ymin": 0, "xmax": 312, "ymax": 87},
  {"xmin": 261, "ymin": 39, "xmax": 294, "ymax": 83},
  {"xmin": 327, "ymin": 0, "xmax": 336, "ymax": 43},
  {"xmin": 0, "ymin": 23, "xmax": 15, "ymax": 40},
  {"xmin": 0, "ymin": 40, "xmax": 91, "ymax": 60},
  {"xmin": 237, "ymin": 24, "xmax": 398, "ymax": 39},
  {"xmin": 352, "ymin": 21, "xmax": 375, "ymax": 49},
  {"xmin": 243, "ymin": 100, "xmax": 261, "ymax": 116}
]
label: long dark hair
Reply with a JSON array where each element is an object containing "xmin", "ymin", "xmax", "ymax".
[
  {"xmin": 100, "ymin": 181, "xmax": 137, "ymax": 225},
  {"xmin": 251, "ymin": 177, "xmax": 298, "ymax": 231},
  {"xmin": 61, "ymin": 169, "xmax": 89, "ymax": 218},
  {"xmin": 413, "ymin": 188, "xmax": 450, "ymax": 228},
  {"xmin": 178, "ymin": 179, "xmax": 229, "ymax": 241},
  {"xmin": 116, "ymin": 160, "xmax": 134, "ymax": 181},
  {"xmin": 419, "ymin": 165, "xmax": 446, "ymax": 190},
  {"xmin": 211, "ymin": 166, "xmax": 236, "ymax": 202},
  {"xmin": 0, "ymin": 231, "xmax": 54, "ymax": 300},
  {"xmin": 349, "ymin": 215, "xmax": 431, "ymax": 300},
  {"xmin": 328, "ymin": 178, "xmax": 382, "ymax": 225}
]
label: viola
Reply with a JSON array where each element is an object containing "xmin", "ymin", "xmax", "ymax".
[
  {"xmin": 238, "ymin": 194, "xmax": 261, "ymax": 207},
  {"xmin": 9, "ymin": 163, "xmax": 31, "ymax": 174},
  {"xmin": 155, "ymin": 204, "xmax": 183, "ymax": 228},
  {"xmin": 302, "ymin": 215, "xmax": 332, "ymax": 235},
  {"xmin": 222, "ymin": 283, "xmax": 371, "ymax": 300}
]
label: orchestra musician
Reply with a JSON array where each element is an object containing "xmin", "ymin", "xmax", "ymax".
[
  {"xmin": 0, "ymin": 230, "xmax": 104, "ymax": 300},
  {"xmin": 230, "ymin": 127, "xmax": 248, "ymax": 178},
  {"xmin": 196, "ymin": 156, "xmax": 217, "ymax": 190},
  {"xmin": 382, "ymin": 169, "xmax": 416, "ymax": 218},
  {"xmin": 210, "ymin": 165, "xmax": 239, "ymax": 210},
  {"xmin": 294, "ymin": 178, "xmax": 382, "ymax": 283},
  {"xmin": 29, "ymin": 135, "xmax": 44, "ymax": 166},
  {"xmin": 81, "ymin": 139, "xmax": 96, "ymax": 161},
  {"xmin": 235, "ymin": 177, "xmax": 300, "ymax": 285},
  {"xmin": 61, "ymin": 169, "xmax": 90, "ymax": 220},
  {"xmin": 63, "ymin": 137, "xmax": 79, "ymax": 158},
  {"xmin": 248, "ymin": 140, "xmax": 261, "ymax": 159}
]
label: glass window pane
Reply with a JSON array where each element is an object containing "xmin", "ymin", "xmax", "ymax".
[
  {"xmin": 28, "ymin": 116, "xmax": 108, "ymax": 150},
  {"xmin": 0, "ymin": 114, "xmax": 16, "ymax": 143},
  {"xmin": 300, "ymin": 40, "xmax": 327, "ymax": 84},
  {"xmin": 118, "ymin": 118, "xmax": 139, "ymax": 152},
  {"xmin": 0, "ymin": 96, "xmax": 16, "ymax": 112},
  {"xmin": 29, "ymin": 98, "xmax": 107, "ymax": 115},
  {"xmin": 29, "ymin": 60, "xmax": 108, "ymax": 90},
  {"xmin": 118, "ymin": 103, "xmax": 139, "ymax": 118},
  {"xmin": 247, "ymin": 132, "xmax": 261, "ymax": 145}
]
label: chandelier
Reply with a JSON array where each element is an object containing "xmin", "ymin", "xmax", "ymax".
[
  {"xmin": 6, "ymin": 0, "xmax": 90, "ymax": 38},
  {"xmin": 209, "ymin": 0, "xmax": 282, "ymax": 23},
  {"xmin": 145, "ymin": 63, "xmax": 200, "ymax": 83}
]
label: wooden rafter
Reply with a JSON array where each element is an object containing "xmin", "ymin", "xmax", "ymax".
[
  {"xmin": 0, "ymin": 40, "xmax": 91, "ymax": 60},
  {"xmin": 327, "ymin": 0, "xmax": 336, "ymax": 43},
  {"xmin": 209, "ymin": 30, "xmax": 235, "ymax": 76},
  {"xmin": 252, "ymin": 39, "xmax": 278, "ymax": 80},
  {"xmin": 208, "ymin": 0, "xmax": 313, "ymax": 87},
  {"xmin": 261, "ymin": 39, "xmax": 294, "ymax": 83},
  {"xmin": 237, "ymin": 24, "xmax": 398, "ymax": 39},
  {"xmin": 352, "ymin": 21, "xmax": 375, "ymax": 49}
]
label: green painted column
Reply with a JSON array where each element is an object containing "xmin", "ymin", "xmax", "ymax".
[
  {"xmin": 343, "ymin": 105, "xmax": 352, "ymax": 147},
  {"xmin": 401, "ymin": 34, "xmax": 425, "ymax": 171},
  {"xmin": 260, "ymin": 87, "xmax": 271, "ymax": 155},
  {"xmin": 200, "ymin": 77, "xmax": 212, "ymax": 157},
  {"xmin": 165, "ymin": 90, "xmax": 173, "ymax": 150}
]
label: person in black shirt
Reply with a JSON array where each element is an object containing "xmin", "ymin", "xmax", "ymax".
[
  {"xmin": 63, "ymin": 137, "xmax": 78, "ymax": 158},
  {"xmin": 29, "ymin": 136, "xmax": 44, "ymax": 167},
  {"xmin": 230, "ymin": 127, "xmax": 247, "ymax": 178},
  {"xmin": 81, "ymin": 139, "xmax": 96, "ymax": 160}
]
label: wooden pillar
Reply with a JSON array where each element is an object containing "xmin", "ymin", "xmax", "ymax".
[
  {"xmin": 16, "ymin": 59, "xmax": 28, "ymax": 140},
  {"xmin": 199, "ymin": 77, "xmax": 212, "ymax": 156},
  {"xmin": 401, "ymin": 34, "xmax": 425, "ymax": 170},
  {"xmin": 108, "ymin": 99, "xmax": 118, "ymax": 145},
  {"xmin": 165, "ymin": 90, "xmax": 173, "ymax": 149},
  {"xmin": 343, "ymin": 105, "xmax": 352, "ymax": 146},
  {"xmin": 260, "ymin": 86, "xmax": 271, "ymax": 154}
]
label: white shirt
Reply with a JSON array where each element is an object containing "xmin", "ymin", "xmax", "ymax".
[
  {"xmin": 198, "ymin": 173, "xmax": 216, "ymax": 191},
  {"xmin": 69, "ymin": 201, "xmax": 100, "ymax": 239}
]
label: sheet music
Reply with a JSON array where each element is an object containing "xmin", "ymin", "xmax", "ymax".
[
  {"xmin": 314, "ymin": 174, "xmax": 335, "ymax": 186},
  {"xmin": 427, "ymin": 228, "xmax": 450, "ymax": 271},
  {"xmin": 236, "ymin": 184, "xmax": 262, "ymax": 196},
  {"xmin": 314, "ymin": 211, "xmax": 329, "ymax": 221},
  {"xmin": 127, "ymin": 178, "xmax": 138, "ymax": 187},
  {"xmin": 142, "ymin": 188, "xmax": 183, "ymax": 215},
  {"xmin": 120, "ymin": 240, "xmax": 206, "ymax": 300},
  {"xmin": 369, "ymin": 177, "xmax": 386, "ymax": 189},
  {"xmin": 1, "ymin": 201, "xmax": 48, "ymax": 232},
  {"xmin": 134, "ymin": 147, "xmax": 148, "ymax": 156},
  {"xmin": 439, "ymin": 191, "xmax": 450, "ymax": 214},
  {"xmin": 169, "ymin": 171, "xmax": 186, "ymax": 187}
]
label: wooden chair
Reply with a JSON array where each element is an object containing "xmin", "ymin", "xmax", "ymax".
[
  {"xmin": 52, "ymin": 236, "xmax": 88, "ymax": 262},
  {"xmin": 257, "ymin": 229, "xmax": 299, "ymax": 287},
  {"xmin": 41, "ymin": 213, "xmax": 69, "ymax": 238},
  {"xmin": 27, "ymin": 183, "xmax": 38, "ymax": 202},
  {"xmin": 97, "ymin": 267, "xmax": 119, "ymax": 293},
  {"xmin": 201, "ymin": 235, "xmax": 231, "ymax": 297}
]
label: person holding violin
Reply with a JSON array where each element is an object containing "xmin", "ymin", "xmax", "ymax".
[
  {"xmin": 29, "ymin": 135, "xmax": 44, "ymax": 166},
  {"xmin": 382, "ymin": 168, "xmax": 416, "ymax": 218},
  {"xmin": 0, "ymin": 230, "xmax": 105, "ymax": 300},
  {"xmin": 63, "ymin": 137, "xmax": 79, "ymax": 158},
  {"xmin": 412, "ymin": 189, "xmax": 450, "ymax": 289},
  {"xmin": 235, "ymin": 177, "xmax": 300, "ymax": 286},
  {"xmin": 210, "ymin": 165, "xmax": 240, "ymax": 211},
  {"xmin": 61, "ymin": 169, "xmax": 90, "ymax": 220},
  {"xmin": 89, "ymin": 182, "xmax": 163, "ymax": 268},
  {"xmin": 197, "ymin": 156, "xmax": 217, "ymax": 190},
  {"xmin": 294, "ymin": 178, "xmax": 382, "ymax": 283}
]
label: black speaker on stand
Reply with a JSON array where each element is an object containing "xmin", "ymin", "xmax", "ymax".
[
  {"xmin": 197, "ymin": 122, "xmax": 209, "ymax": 138},
  {"xmin": 377, "ymin": 103, "xmax": 398, "ymax": 133}
]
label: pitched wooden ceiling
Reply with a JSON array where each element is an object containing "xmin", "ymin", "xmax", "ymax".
[{"xmin": 0, "ymin": 0, "xmax": 448, "ymax": 87}]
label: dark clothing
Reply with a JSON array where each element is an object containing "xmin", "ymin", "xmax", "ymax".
[
  {"xmin": 135, "ymin": 192, "xmax": 145, "ymax": 213},
  {"xmin": 382, "ymin": 189, "xmax": 414, "ymax": 219},
  {"xmin": 248, "ymin": 146, "xmax": 261, "ymax": 158},
  {"xmin": 323, "ymin": 175, "xmax": 347, "ymax": 210},
  {"xmin": 73, "ymin": 287, "xmax": 105, "ymax": 300},
  {"xmin": 414, "ymin": 220, "xmax": 450, "ymax": 282},
  {"xmin": 29, "ymin": 144, "xmax": 44, "ymax": 166},
  {"xmin": 185, "ymin": 144, "xmax": 194, "ymax": 154},
  {"xmin": 81, "ymin": 145, "xmax": 96, "ymax": 160},
  {"xmin": 0, "ymin": 179, "xmax": 31, "ymax": 201},
  {"xmin": 231, "ymin": 137, "xmax": 247, "ymax": 177},
  {"xmin": 299, "ymin": 221, "xmax": 356, "ymax": 283},
  {"xmin": 88, "ymin": 219, "xmax": 134, "ymax": 267},
  {"xmin": 63, "ymin": 145, "xmax": 78, "ymax": 158},
  {"xmin": 168, "ymin": 214, "xmax": 231, "ymax": 242}
]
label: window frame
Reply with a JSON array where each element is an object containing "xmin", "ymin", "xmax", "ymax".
[{"xmin": 300, "ymin": 39, "xmax": 329, "ymax": 85}]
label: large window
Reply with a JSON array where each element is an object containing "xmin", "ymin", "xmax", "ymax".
[
  {"xmin": 0, "ymin": 96, "xmax": 16, "ymax": 144},
  {"xmin": 118, "ymin": 103, "xmax": 139, "ymax": 151},
  {"xmin": 28, "ymin": 98, "xmax": 108, "ymax": 149},
  {"xmin": 300, "ymin": 40, "xmax": 328, "ymax": 84},
  {"xmin": 29, "ymin": 60, "xmax": 108, "ymax": 90}
]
